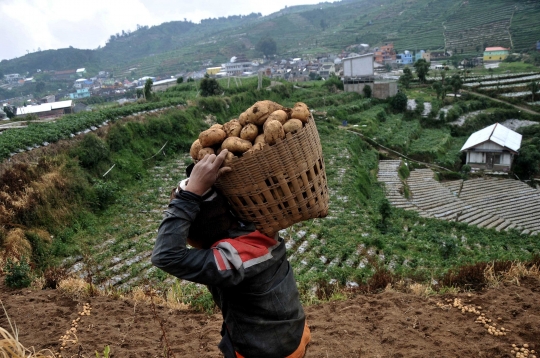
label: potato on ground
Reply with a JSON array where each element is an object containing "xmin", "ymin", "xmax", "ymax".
[
  {"xmin": 283, "ymin": 118, "xmax": 303, "ymax": 133},
  {"xmin": 223, "ymin": 119, "xmax": 242, "ymax": 138},
  {"xmin": 221, "ymin": 137, "xmax": 253, "ymax": 154},
  {"xmin": 190, "ymin": 139, "xmax": 203, "ymax": 160},
  {"xmin": 267, "ymin": 110, "xmax": 288, "ymax": 125},
  {"xmin": 210, "ymin": 123, "xmax": 223, "ymax": 130},
  {"xmin": 264, "ymin": 120, "xmax": 285, "ymax": 145},
  {"xmin": 240, "ymin": 123, "xmax": 258, "ymax": 142},
  {"xmin": 197, "ymin": 147, "xmax": 215, "ymax": 160},
  {"xmin": 199, "ymin": 128, "xmax": 227, "ymax": 147},
  {"xmin": 291, "ymin": 102, "xmax": 310, "ymax": 122},
  {"xmin": 241, "ymin": 100, "xmax": 284, "ymax": 126}
]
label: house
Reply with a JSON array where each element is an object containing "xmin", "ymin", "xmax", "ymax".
[
  {"xmin": 374, "ymin": 43, "xmax": 396, "ymax": 64},
  {"xmin": 76, "ymin": 68, "xmax": 86, "ymax": 77},
  {"xmin": 136, "ymin": 78, "xmax": 177, "ymax": 92},
  {"xmin": 318, "ymin": 63, "xmax": 335, "ymax": 78},
  {"xmin": 483, "ymin": 47, "xmax": 510, "ymax": 62},
  {"xmin": 69, "ymin": 88, "xmax": 90, "ymax": 99},
  {"xmin": 224, "ymin": 55, "xmax": 252, "ymax": 76},
  {"xmin": 16, "ymin": 100, "xmax": 73, "ymax": 119},
  {"xmin": 40, "ymin": 95, "xmax": 56, "ymax": 103},
  {"xmin": 206, "ymin": 67, "xmax": 222, "ymax": 76},
  {"xmin": 4, "ymin": 73, "xmax": 21, "ymax": 83},
  {"xmin": 52, "ymin": 69, "xmax": 77, "ymax": 81},
  {"xmin": 396, "ymin": 50, "xmax": 413, "ymax": 65},
  {"xmin": 460, "ymin": 123, "xmax": 522, "ymax": 172},
  {"xmin": 429, "ymin": 50, "xmax": 450, "ymax": 60}
]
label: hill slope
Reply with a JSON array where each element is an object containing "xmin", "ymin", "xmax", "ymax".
[{"xmin": 1, "ymin": 0, "xmax": 539, "ymax": 77}]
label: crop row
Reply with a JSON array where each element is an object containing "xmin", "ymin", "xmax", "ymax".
[
  {"xmin": 0, "ymin": 99, "xmax": 185, "ymax": 161},
  {"xmin": 464, "ymin": 74, "xmax": 540, "ymax": 88}
]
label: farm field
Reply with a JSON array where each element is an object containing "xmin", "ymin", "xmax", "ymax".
[
  {"xmin": 1, "ymin": 76, "xmax": 540, "ymax": 356},
  {"xmin": 1, "ymin": 275, "xmax": 539, "ymax": 357}
]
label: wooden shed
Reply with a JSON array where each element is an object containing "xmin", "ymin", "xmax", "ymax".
[{"xmin": 461, "ymin": 123, "xmax": 522, "ymax": 172}]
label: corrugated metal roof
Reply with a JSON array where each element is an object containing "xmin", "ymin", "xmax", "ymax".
[
  {"xmin": 17, "ymin": 100, "xmax": 73, "ymax": 115},
  {"xmin": 461, "ymin": 123, "xmax": 522, "ymax": 153},
  {"xmin": 485, "ymin": 47, "xmax": 509, "ymax": 52}
]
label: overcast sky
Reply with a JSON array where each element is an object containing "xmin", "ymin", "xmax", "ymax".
[{"xmin": 0, "ymin": 0, "xmax": 335, "ymax": 61}]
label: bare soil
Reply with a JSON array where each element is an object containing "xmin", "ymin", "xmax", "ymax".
[{"xmin": 1, "ymin": 277, "xmax": 539, "ymax": 358}]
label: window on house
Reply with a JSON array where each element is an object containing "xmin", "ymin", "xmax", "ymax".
[{"xmin": 494, "ymin": 155, "xmax": 501, "ymax": 164}]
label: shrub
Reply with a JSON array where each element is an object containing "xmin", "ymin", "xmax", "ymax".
[
  {"xmin": 390, "ymin": 92, "xmax": 408, "ymax": 112},
  {"xmin": 362, "ymin": 85, "xmax": 372, "ymax": 98},
  {"xmin": 4, "ymin": 258, "xmax": 32, "ymax": 288},
  {"xmin": 93, "ymin": 180, "xmax": 119, "ymax": 210},
  {"xmin": 200, "ymin": 74, "xmax": 222, "ymax": 97},
  {"xmin": 74, "ymin": 134, "xmax": 110, "ymax": 169}
]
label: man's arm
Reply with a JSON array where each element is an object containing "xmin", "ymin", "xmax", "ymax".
[{"xmin": 151, "ymin": 150, "xmax": 248, "ymax": 286}]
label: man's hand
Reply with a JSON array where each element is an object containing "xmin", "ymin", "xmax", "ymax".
[{"xmin": 185, "ymin": 149, "xmax": 232, "ymax": 195}]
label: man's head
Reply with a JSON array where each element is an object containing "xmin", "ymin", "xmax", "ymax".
[
  {"xmin": 182, "ymin": 163, "xmax": 236, "ymax": 249},
  {"xmin": 188, "ymin": 188, "xmax": 235, "ymax": 249}
]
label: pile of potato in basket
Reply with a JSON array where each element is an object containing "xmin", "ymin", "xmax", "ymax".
[{"xmin": 190, "ymin": 100, "xmax": 310, "ymax": 166}]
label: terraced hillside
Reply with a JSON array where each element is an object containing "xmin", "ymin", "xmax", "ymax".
[{"xmin": 379, "ymin": 160, "xmax": 540, "ymax": 236}]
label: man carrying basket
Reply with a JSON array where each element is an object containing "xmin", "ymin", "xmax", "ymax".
[{"xmin": 151, "ymin": 149, "xmax": 311, "ymax": 358}]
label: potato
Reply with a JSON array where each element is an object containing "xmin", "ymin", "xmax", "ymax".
[
  {"xmin": 223, "ymin": 151, "xmax": 236, "ymax": 167},
  {"xmin": 190, "ymin": 139, "xmax": 202, "ymax": 160},
  {"xmin": 244, "ymin": 100, "xmax": 284, "ymax": 126},
  {"xmin": 291, "ymin": 102, "xmax": 310, "ymax": 122},
  {"xmin": 221, "ymin": 137, "xmax": 253, "ymax": 154},
  {"xmin": 199, "ymin": 128, "xmax": 226, "ymax": 147},
  {"xmin": 210, "ymin": 123, "xmax": 223, "ymax": 130},
  {"xmin": 283, "ymin": 118, "xmax": 303, "ymax": 133},
  {"xmin": 254, "ymin": 134, "xmax": 266, "ymax": 145},
  {"xmin": 267, "ymin": 109, "xmax": 288, "ymax": 125},
  {"xmin": 197, "ymin": 147, "xmax": 215, "ymax": 160},
  {"xmin": 240, "ymin": 123, "xmax": 258, "ymax": 142},
  {"xmin": 246, "ymin": 142, "xmax": 266, "ymax": 154},
  {"xmin": 238, "ymin": 112, "xmax": 249, "ymax": 126},
  {"xmin": 223, "ymin": 119, "xmax": 242, "ymax": 138},
  {"xmin": 264, "ymin": 120, "xmax": 285, "ymax": 145}
]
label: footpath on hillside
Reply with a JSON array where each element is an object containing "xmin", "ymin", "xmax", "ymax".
[{"xmin": 465, "ymin": 91, "xmax": 540, "ymax": 116}]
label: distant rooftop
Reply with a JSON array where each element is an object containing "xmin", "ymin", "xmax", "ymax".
[
  {"xmin": 485, "ymin": 47, "xmax": 510, "ymax": 52},
  {"xmin": 461, "ymin": 123, "xmax": 522, "ymax": 153}
]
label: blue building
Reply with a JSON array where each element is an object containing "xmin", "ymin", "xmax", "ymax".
[
  {"xmin": 69, "ymin": 88, "xmax": 90, "ymax": 99},
  {"xmin": 537, "ymin": 40, "xmax": 540, "ymax": 52},
  {"xmin": 415, "ymin": 50, "xmax": 425, "ymax": 62},
  {"xmin": 396, "ymin": 50, "xmax": 413, "ymax": 65}
]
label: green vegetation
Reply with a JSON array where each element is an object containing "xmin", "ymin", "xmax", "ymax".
[{"xmin": 2, "ymin": 75, "xmax": 539, "ymax": 310}]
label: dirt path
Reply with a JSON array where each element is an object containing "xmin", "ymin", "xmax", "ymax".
[
  {"xmin": 1, "ymin": 277, "xmax": 539, "ymax": 357},
  {"xmin": 466, "ymin": 91, "xmax": 540, "ymax": 116}
]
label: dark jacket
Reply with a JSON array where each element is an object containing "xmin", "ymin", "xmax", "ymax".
[{"xmin": 151, "ymin": 191, "xmax": 306, "ymax": 358}]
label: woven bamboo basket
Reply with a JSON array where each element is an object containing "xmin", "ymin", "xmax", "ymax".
[{"xmin": 215, "ymin": 115, "xmax": 329, "ymax": 236}]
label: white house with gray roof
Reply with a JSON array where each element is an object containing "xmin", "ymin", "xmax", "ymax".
[{"xmin": 461, "ymin": 123, "xmax": 522, "ymax": 172}]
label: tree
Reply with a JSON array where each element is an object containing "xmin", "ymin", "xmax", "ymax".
[
  {"xmin": 144, "ymin": 78, "xmax": 153, "ymax": 100},
  {"xmin": 256, "ymin": 37, "xmax": 277, "ymax": 58},
  {"xmin": 3, "ymin": 105, "xmax": 16, "ymax": 119},
  {"xmin": 177, "ymin": 77, "xmax": 184, "ymax": 84},
  {"xmin": 413, "ymin": 59, "xmax": 430, "ymax": 83},
  {"xmin": 433, "ymin": 81, "xmax": 443, "ymax": 100},
  {"xmin": 320, "ymin": 19, "xmax": 328, "ymax": 31},
  {"xmin": 391, "ymin": 92, "xmax": 408, "ymax": 112},
  {"xmin": 362, "ymin": 84, "xmax": 372, "ymax": 98},
  {"xmin": 529, "ymin": 81, "xmax": 539, "ymax": 102},
  {"xmin": 449, "ymin": 74, "xmax": 463, "ymax": 98},
  {"xmin": 399, "ymin": 67, "xmax": 413, "ymax": 89},
  {"xmin": 200, "ymin": 74, "xmax": 222, "ymax": 97},
  {"xmin": 513, "ymin": 143, "xmax": 540, "ymax": 180},
  {"xmin": 35, "ymin": 81, "xmax": 45, "ymax": 93}
]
